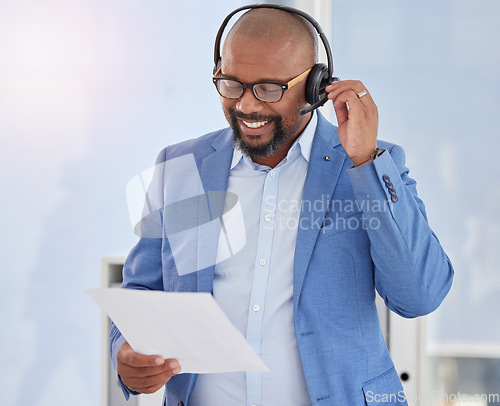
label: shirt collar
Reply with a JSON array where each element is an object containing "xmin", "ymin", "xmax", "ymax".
[{"xmin": 230, "ymin": 110, "xmax": 318, "ymax": 169}]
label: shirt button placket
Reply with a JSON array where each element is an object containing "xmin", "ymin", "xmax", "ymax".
[{"xmin": 245, "ymin": 167, "xmax": 280, "ymax": 406}]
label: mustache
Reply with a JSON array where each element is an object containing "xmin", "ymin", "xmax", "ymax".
[{"xmin": 229, "ymin": 109, "xmax": 280, "ymax": 123}]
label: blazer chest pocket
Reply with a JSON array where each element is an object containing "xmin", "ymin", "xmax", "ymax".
[
  {"xmin": 316, "ymin": 210, "xmax": 371, "ymax": 251},
  {"xmin": 317, "ymin": 210, "xmax": 369, "ymax": 240}
]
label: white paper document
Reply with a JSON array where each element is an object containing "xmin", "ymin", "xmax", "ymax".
[{"xmin": 88, "ymin": 288, "xmax": 269, "ymax": 374}]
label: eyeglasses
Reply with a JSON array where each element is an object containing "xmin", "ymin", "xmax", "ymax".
[{"xmin": 212, "ymin": 67, "xmax": 312, "ymax": 103}]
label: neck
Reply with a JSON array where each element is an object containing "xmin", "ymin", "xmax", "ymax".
[{"xmin": 251, "ymin": 138, "xmax": 296, "ymax": 168}]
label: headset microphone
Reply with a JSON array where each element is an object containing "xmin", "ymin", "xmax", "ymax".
[
  {"xmin": 213, "ymin": 4, "xmax": 337, "ymax": 116},
  {"xmin": 300, "ymin": 100, "xmax": 326, "ymax": 116}
]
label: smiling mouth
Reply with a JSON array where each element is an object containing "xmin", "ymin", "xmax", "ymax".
[
  {"xmin": 242, "ymin": 120, "xmax": 269, "ymax": 129},
  {"xmin": 238, "ymin": 119, "xmax": 273, "ymax": 137}
]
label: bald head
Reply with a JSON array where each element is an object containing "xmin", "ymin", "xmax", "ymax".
[{"xmin": 222, "ymin": 8, "xmax": 318, "ymax": 67}]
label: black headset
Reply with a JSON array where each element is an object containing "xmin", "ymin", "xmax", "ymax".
[{"xmin": 213, "ymin": 3, "xmax": 339, "ymax": 116}]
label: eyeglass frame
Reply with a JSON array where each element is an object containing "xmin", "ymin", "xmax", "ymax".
[{"xmin": 212, "ymin": 67, "xmax": 312, "ymax": 103}]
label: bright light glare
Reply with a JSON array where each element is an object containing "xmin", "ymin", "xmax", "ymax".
[{"xmin": 0, "ymin": 2, "xmax": 101, "ymax": 153}]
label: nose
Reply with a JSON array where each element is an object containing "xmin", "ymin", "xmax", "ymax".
[{"xmin": 236, "ymin": 88, "xmax": 264, "ymax": 115}]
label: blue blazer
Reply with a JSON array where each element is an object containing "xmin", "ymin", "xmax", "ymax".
[{"xmin": 110, "ymin": 112, "xmax": 453, "ymax": 406}]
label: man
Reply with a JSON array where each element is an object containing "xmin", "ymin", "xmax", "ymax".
[{"xmin": 110, "ymin": 6, "xmax": 453, "ymax": 406}]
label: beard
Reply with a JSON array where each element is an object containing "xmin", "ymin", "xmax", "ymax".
[{"xmin": 228, "ymin": 108, "xmax": 298, "ymax": 158}]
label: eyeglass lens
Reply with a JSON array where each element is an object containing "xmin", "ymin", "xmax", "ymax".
[{"xmin": 216, "ymin": 79, "xmax": 284, "ymax": 102}]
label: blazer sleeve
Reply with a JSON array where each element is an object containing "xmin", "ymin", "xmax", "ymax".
[
  {"xmin": 346, "ymin": 144, "xmax": 454, "ymax": 318},
  {"xmin": 109, "ymin": 148, "xmax": 167, "ymax": 399}
]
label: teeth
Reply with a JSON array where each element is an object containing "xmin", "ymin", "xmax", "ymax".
[{"xmin": 242, "ymin": 120, "xmax": 268, "ymax": 129}]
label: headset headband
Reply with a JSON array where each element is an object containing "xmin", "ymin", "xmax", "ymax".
[{"xmin": 213, "ymin": 3, "xmax": 334, "ymax": 80}]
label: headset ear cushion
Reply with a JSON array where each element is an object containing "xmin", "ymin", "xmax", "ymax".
[{"xmin": 305, "ymin": 63, "xmax": 329, "ymax": 105}]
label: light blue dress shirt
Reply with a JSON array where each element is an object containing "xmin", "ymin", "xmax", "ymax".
[{"xmin": 189, "ymin": 112, "xmax": 317, "ymax": 406}]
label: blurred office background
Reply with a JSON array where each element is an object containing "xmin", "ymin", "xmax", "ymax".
[{"xmin": 1, "ymin": 0, "xmax": 499, "ymax": 405}]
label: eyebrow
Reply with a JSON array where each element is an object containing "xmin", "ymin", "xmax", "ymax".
[{"xmin": 219, "ymin": 70, "xmax": 291, "ymax": 84}]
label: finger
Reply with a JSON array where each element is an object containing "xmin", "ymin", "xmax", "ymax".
[
  {"xmin": 119, "ymin": 359, "xmax": 181, "ymax": 378},
  {"xmin": 328, "ymin": 86, "xmax": 371, "ymax": 107},
  {"xmin": 332, "ymin": 93, "xmax": 349, "ymax": 125},
  {"xmin": 332, "ymin": 89, "xmax": 366, "ymax": 115},
  {"xmin": 326, "ymin": 79, "xmax": 367, "ymax": 93},
  {"xmin": 138, "ymin": 382, "xmax": 166, "ymax": 394},
  {"xmin": 127, "ymin": 367, "xmax": 180, "ymax": 386},
  {"xmin": 124, "ymin": 366, "xmax": 181, "ymax": 392},
  {"xmin": 327, "ymin": 80, "xmax": 374, "ymax": 106},
  {"xmin": 118, "ymin": 342, "xmax": 165, "ymax": 368},
  {"xmin": 131, "ymin": 378, "xmax": 172, "ymax": 394}
]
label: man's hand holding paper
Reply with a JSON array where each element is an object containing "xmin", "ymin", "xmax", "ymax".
[
  {"xmin": 117, "ymin": 341, "xmax": 181, "ymax": 394},
  {"xmin": 88, "ymin": 287, "xmax": 269, "ymax": 395}
]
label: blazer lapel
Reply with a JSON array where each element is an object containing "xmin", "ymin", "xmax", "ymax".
[
  {"xmin": 196, "ymin": 128, "xmax": 234, "ymax": 293},
  {"xmin": 293, "ymin": 113, "xmax": 347, "ymax": 314},
  {"xmin": 200, "ymin": 128, "xmax": 234, "ymax": 193}
]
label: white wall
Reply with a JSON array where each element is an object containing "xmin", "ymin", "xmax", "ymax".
[
  {"xmin": 0, "ymin": 1, "xmax": 244, "ymax": 404},
  {"xmin": 333, "ymin": 0, "xmax": 500, "ymax": 343},
  {"xmin": 332, "ymin": 0, "xmax": 500, "ymax": 401}
]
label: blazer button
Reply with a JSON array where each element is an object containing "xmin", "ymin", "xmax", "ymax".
[
  {"xmin": 391, "ymin": 194, "xmax": 398, "ymax": 203},
  {"xmin": 177, "ymin": 402, "xmax": 184, "ymax": 406},
  {"xmin": 388, "ymin": 187, "xmax": 397, "ymax": 196},
  {"xmin": 383, "ymin": 174, "xmax": 391, "ymax": 183}
]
